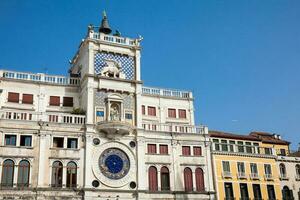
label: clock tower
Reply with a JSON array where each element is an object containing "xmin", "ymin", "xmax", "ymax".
[{"xmin": 69, "ymin": 11, "xmax": 142, "ymax": 199}]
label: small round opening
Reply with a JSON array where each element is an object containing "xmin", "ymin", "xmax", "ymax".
[
  {"xmin": 130, "ymin": 181, "xmax": 136, "ymax": 189},
  {"xmin": 129, "ymin": 141, "xmax": 136, "ymax": 148},
  {"xmin": 93, "ymin": 138, "xmax": 100, "ymax": 145},
  {"xmin": 92, "ymin": 180, "xmax": 100, "ymax": 187}
]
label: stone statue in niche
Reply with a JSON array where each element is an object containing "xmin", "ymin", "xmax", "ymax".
[
  {"xmin": 110, "ymin": 103, "xmax": 120, "ymax": 121},
  {"xmin": 101, "ymin": 59, "xmax": 125, "ymax": 79}
]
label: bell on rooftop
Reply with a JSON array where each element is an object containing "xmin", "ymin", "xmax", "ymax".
[{"xmin": 99, "ymin": 11, "xmax": 112, "ymax": 34}]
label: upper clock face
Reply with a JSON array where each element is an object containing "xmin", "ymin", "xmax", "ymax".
[{"xmin": 99, "ymin": 148, "xmax": 130, "ymax": 180}]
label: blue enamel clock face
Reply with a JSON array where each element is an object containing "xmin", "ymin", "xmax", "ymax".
[{"xmin": 99, "ymin": 148, "xmax": 130, "ymax": 180}]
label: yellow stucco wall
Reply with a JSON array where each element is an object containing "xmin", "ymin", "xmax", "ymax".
[{"xmin": 213, "ymin": 154, "xmax": 282, "ymax": 200}]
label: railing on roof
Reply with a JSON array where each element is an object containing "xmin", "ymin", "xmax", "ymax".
[
  {"xmin": 89, "ymin": 32, "xmax": 139, "ymax": 47},
  {"xmin": 0, "ymin": 109, "xmax": 85, "ymax": 125},
  {"xmin": 142, "ymin": 86, "xmax": 192, "ymax": 99},
  {"xmin": 0, "ymin": 70, "xmax": 80, "ymax": 86},
  {"xmin": 142, "ymin": 122, "xmax": 207, "ymax": 134}
]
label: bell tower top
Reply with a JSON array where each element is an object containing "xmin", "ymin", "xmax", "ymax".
[{"xmin": 99, "ymin": 11, "xmax": 112, "ymax": 34}]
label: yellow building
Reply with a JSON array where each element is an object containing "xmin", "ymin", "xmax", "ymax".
[{"xmin": 209, "ymin": 131, "xmax": 290, "ymax": 200}]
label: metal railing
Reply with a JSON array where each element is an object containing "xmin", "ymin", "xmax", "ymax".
[
  {"xmin": 250, "ymin": 173, "xmax": 260, "ymax": 179},
  {"xmin": 264, "ymin": 174, "xmax": 273, "ymax": 180},
  {"xmin": 0, "ymin": 110, "xmax": 85, "ymax": 125},
  {"xmin": 142, "ymin": 122, "xmax": 207, "ymax": 134},
  {"xmin": 0, "ymin": 70, "xmax": 80, "ymax": 86},
  {"xmin": 222, "ymin": 171, "xmax": 232, "ymax": 178},
  {"xmin": 142, "ymin": 86, "xmax": 192, "ymax": 99},
  {"xmin": 237, "ymin": 172, "xmax": 247, "ymax": 179}
]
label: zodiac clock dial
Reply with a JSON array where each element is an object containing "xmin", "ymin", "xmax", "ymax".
[{"xmin": 99, "ymin": 148, "xmax": 130, "ymax": 180}]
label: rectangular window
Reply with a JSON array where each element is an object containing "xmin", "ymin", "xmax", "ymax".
[
  {"xmin": 125, "ymin": 113, "xmax": 133, "ymax": 119},
  {"xmin": 96, "ymin": 111, "xmax": 104, "ymax": 117},
  {"xmin": 213, "ymin": 139, "xmax": 220, "ymax": 151},
  {"xmin": 178, "ymin": 109, "xmax": 186, "ymax": 118},
  {"xmin": 224, "ymin": 182, "xmax": 234, "ymax": 199},
  {"xmin": 63, "ymin": 97, "xmax": 73, "ymax": 107},
  {"xmin": 264, "ymin": 164, "xmax": 272, "ymax": 175},
  {"xmin": 240, "ymin": 183, "xmax": 249, "ymax": 200},
  {"xmin": 148, "ymin": 106, "xmax": 156, "ymax": 116},
  {"xmin": 245, "ymin": 142, "xmax": 252, "ymax": 153},
  {"xmin": 221, "ymin": 140, "xmax": 228, "ymax": 152},
  {"xmin": 265, "ymin": 148, "xmax": 272, "ymax": 155},
  {"xmin": 168, "ymin": 108, "xmax": 176, "ymax": 118},
  {"xmin": 67, "ymin": 138, "xmax": 78, "ymax": 149},
  {"xmin": 253, "ymin": 184, "xmax": 262, "ymax": 200},
  {"xmin": 159, "ymin": 145, "xmax": 168, "ymax": 154},
  {"xmin": 253, "ymin": 143, "xmax": 260, "ymax": 154},
  {"xmin": 142, "ymin": 105, "xmax": 145, "ymax": 115},
  {"xmin": 193, "ymin": 146, "xmax": 202, "ymax": 156},
  {"xmin": 238, "ymin": 141, "xmax": 244, "ymax": 153},
  {"xmin": 50, "ymin": 96, "xmax": 60, "ymax": 106},
  {"xmin": 250, "ymin": 163, "xmax": 258, "ymax": 174},
  {"xmin": 222, "ymin": 161, "xmax": 231, "ymax": 172},
  {"xmin": 267, "ymin": 185, "xmax": 276, "ymax": 200},
  {"xmin": 280, "ymin": 149, "xmax": 286, "ymax": 156},
  {"xmin": 182, "ymin": 146, "xmax": 191, "ymax": 156},
  {"xmin": 8, "ymin": 92, "xmax": 19, "ymax": 103},
  {"xmin": 5, "ymin": 134, "xmax": 17, "ymax": 146},
  {"xmin": 229, "ymin": 140, "xmax": 235, "ymax": 152},
  {"xmin": 147, "ymin": 144, "xmax": 156, "ymax": 154},
  {"xmin": 20, "ymin": 135, "xmax": 32, "ymax": 147},
  {"xmin": 22, "ymin": 94, "xmax": 33, "ymax": 104},
  {"xmin": 53, "ymin": 137, "xmax": 64, "ymax": 148},
  {"xmin": 237, "ymin": 162, "xmax": 245, "ymax": 173}
]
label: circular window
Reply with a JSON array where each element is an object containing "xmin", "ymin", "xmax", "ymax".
[
  {"xmin": 130, "ymin": 181, "xmax": 136, "ymax": 189},
  {"xmin": 99, "ymin": 148, "xmax": 130, "ymax": 180},
  {"xmin": 93, "ymin": 138, "xmax": 100, "ymax": 145},
  {"xmin": 129, "ymin": 141, "xmax": 136, "ymax": 148},
  {"xmin": 92, "ymin": 180, "xmax": 100, "ymax": 187}
]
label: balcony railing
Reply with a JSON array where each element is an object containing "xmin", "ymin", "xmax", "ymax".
[
  {"xmin": 89, "ymin": 32, "xmax": 138, "ymax": 47},
  {"xmin": 0, "ymin": 70, "xmax": 80, "ymax": 86},
  {"xmin": 237, "ymin": 172, "xmax": 247, "ymax": 179},
  {"xmin": 280, "ymin": 174, "xmax": 289, "ymax": 180},
  {"xmin": 142, "ymin": 86, "xmax": 192, "ymax": 99},
  {"xmin": 222, "ymin": 171, "xmax": 232, "ymax": 178},
  {"xmin": 264, "ymin": 174, "xmax": 273, "ymax": 180},
  {"xmin": 250, "ymin": 173, "xmax": 260, "ymax": 180},
  {"xmin": 0, "ymin": 110, "xmax": 85, "ymax": 125},
  {"xmin": 142, "ymin": 122, "xmax": 207, "ymax": 134}
]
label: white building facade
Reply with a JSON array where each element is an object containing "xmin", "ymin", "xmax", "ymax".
[
  {"xmin": 277, "ymin": 155, "xmax": 300, "ymax": 200},
  {"xmin": 0, "ymin": 13, "xmax": 215, "ymax": 199}
]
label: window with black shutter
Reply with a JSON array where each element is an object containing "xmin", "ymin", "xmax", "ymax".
[{"xmin": 63, "ymin": 97, "xmax": 73, "ymax": 107}]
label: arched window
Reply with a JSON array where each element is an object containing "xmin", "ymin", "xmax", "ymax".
[
  {"xmin": 195, "ymin": 167, "xmax": 205, "ymax": 191},
  {"xmin": 280, "ymin": 163, "xmax": 286, "ymax": 177},
  {"xmin": 66, "ymin": 162, "xmax": 77, "ymax": 188},
  {"xmin": 1, "ymin": 159, "xmax": 14, "ymax": 187},
  {"xmin": 282, "ymin": 186, "xmax": 294, "ymax": 200},
  {"xmin": 296, "ymin": 165, "xmax": 300, "ymax": 178},
  {"xmin": 148, "ymin": 166, "xmax": 158, "ymax": 191},
  {"xmin": 17, "ymin": 160, "xmax": 30, "ymax": 187},
  {"xmin": 184, "ymin": 167, "xmax": 193, "ymax": 192},
  {"xmin": 51, "ymin": 161, "xmax": 63, "ymax": 187},
  {"xmin": 161, "ymin": 166, "xmax": 170, "ymax": 191}
]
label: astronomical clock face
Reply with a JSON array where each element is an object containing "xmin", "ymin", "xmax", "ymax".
[{"xmin": 99, "ymin": 148, "xmax": 130, "ymax": 180}]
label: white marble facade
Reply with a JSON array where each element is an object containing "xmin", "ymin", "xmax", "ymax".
[{"xmin": 0, "ymin": 15, "xmax": 215, "ymax": 199}]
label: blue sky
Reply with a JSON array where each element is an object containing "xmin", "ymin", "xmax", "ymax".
[{"xmin": 0, "ymin": 0, "xmax": 299, "ymax": 149}]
